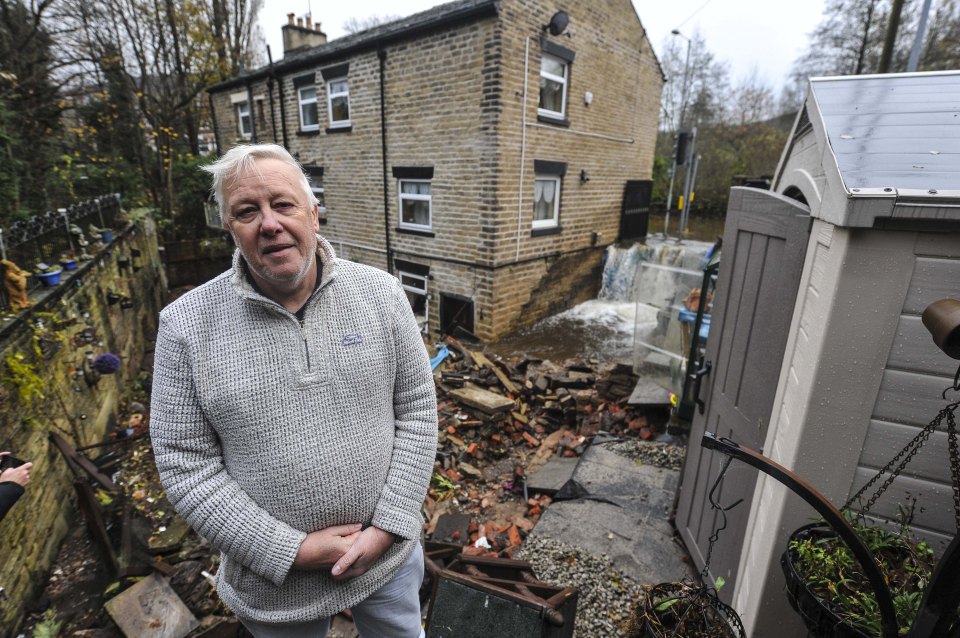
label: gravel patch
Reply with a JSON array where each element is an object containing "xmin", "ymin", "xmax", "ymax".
[
  {"xmin": 518, "ymin": 536, "xmax": 645, "ymax": 637},
  {"xmin": 600, "ymin": 439, "xmax": 686, "ymax": 470}
]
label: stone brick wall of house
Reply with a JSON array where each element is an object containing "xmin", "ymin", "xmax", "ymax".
[
  {"xmin": 214, "ymin": 16, "xmax": 503, "ymax": 340},
  {"xmin": 0, "ymin": 217, "xmax": 164, "ymax": 637},
  {"xmin": 209, "ymin": 0, "xmax": 661, "ymax": 341},
  {"xmin": 487, "ymin": 0, "xmax": 663, "ymax": 336},
  {"xmin": 494, "ymin": 246, "xmax": 607, "ymax": 335}
]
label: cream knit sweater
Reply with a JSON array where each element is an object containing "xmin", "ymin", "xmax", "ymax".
[{"xmin": 150, "ymin": 237, "xmax": 437, "ymax": 624}]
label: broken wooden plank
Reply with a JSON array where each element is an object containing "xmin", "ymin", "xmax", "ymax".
[
  {"xmin": 449, "ymin": 384, "xmax": 515, "ymax": 414},
  {"xmin": 473, "ymin": 352, "xmax": 520, "ymax": 395},
  {"xmin": 50, "ymin": 432, "xmax": 118, "ymax": 492}
]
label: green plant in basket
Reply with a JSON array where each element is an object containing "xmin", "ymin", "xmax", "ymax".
[{"xmin": 788, "ymin": 505, "xmax": 942, "ymax": 637}]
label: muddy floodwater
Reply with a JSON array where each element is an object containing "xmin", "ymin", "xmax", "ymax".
[{"xmin": 489, "ymin": 300, "xmax": 646, "ymax": 362}]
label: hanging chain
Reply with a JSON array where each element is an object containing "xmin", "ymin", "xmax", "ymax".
[
  {"xmin": 947, "ymin": 405, "xmax": 960, "ymax": 530},
  {"xmin": 843, "ymin": 400, "xmax": 960, "ymax": 531},
  {"xmin": 701, "ymin": 455, "xmax": 743, "ymax": 584}
]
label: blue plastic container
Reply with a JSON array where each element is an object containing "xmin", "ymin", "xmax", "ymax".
[
  {"xmin": 100, "ymin": 230, "xmax": 113, "ymax": 243},
  {"xmin": 37, "ymin": 269, "xmax": 62, "ymax": 287},
  {"xmin": 60, "ymin": 259, "xmax": 77, "ymax": 271}
]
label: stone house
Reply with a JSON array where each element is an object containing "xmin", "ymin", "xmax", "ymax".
[{"xmin": 207, "ymin": 0, "xmax": 663, "ymax": 341}]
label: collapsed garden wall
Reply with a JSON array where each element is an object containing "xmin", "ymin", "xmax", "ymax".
[{"xmin": 0, "ymin": 212, "xmax": 164, "ymax": 636}]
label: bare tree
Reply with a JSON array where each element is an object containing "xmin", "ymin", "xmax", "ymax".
[{"xmin": 342, "ymin": 14, "xmax": 401, "ymax": 35}]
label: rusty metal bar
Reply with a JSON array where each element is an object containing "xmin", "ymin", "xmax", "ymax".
[{"xmin": 701, "ymin": 432, "xmax": 899, "ymax": 638}]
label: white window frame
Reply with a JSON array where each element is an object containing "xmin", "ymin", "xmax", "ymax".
[
  {"xmin": 538, "ymin": 53, "xmax": 568, "ymax": 120},
  {"xmin": 398, "ymin": 270, "xmax": 429, "ymax": 334},
  {"xmin": 532, "ymin": 175, "xmax": 561, "ymax": 229},
  {"xmin": 327, "ymin": 77, "xmax": 351, "ymax": 128},
  {"xmin": 236, "ymin": 101, "xmax": 251, "ymax": 138},
  {"xmin": 298, "ymin": 85, "xmax": 319, "ymax": 132},
  {"xmin": 398, "ymin": 179, "xmax": 432, "ymax": 232},
  {"xmin": 306, "ymin": 169, "xmax": 325, "ymax": 215}
]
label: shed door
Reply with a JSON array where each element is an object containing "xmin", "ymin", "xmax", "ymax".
[{"xmin": 675, "ymin": 187, "xmax": 810, "ymax": 597}]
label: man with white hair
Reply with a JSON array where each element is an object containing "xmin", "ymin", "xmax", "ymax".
[{"xmin": 150, "ymin": 143, "xmax": 437, "ymax": 637}]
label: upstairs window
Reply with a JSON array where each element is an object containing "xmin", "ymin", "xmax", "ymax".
[
  {"xmin": 398, "ymin": 180, "xmax": 432, "ymax": 231},
  {"xmin": 538, "ymin": 38, "xmax": 575, "ymax": 125},
  {"xmin": 539, "ymin": 55, "xmax": 567, "ymax": 119},
  {"xmin": 298, "ymin": 84, "xmax": 319, "ymax": 131},
  {"xmin": 236, "ymin": 101, "xmax": 251, "ymax": 138},
  {"xmin": 393, "ymin": 167, "xmax": 434, "ymax": 234},
  {"xmin": 327, "ymin": 78, "xmax": 350, "ymax": 128}
]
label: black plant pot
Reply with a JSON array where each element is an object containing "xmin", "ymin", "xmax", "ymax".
[{"xmin": 781, "ymin": 524, "xmax": 873, "ymax": 638}]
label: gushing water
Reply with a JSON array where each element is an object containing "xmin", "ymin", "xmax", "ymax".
[{"xmin": 490, "ymin": 238, "xmax": 715, "ymax": 363}]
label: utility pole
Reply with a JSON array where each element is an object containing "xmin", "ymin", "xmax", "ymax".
[
  {"xmin": 665, "ymin": 130, "xmax": 689, "ymax": 238},
  {"xmin": 667, "ymin": 29, "xmax": 692, "ymax": 239},
  {"xmin": 682, "ymin": 153, "xmax": 701, "ymax": 237},
  {"xmin": 678, "ymin": 127, "xmax": 697, "ymax": 241},
  {"xmin": 879, "ymin": 0, "xmax": 905, "ymax": 73},
  {"xmin": 907, "ymin": 0, "xmax": 933, "ymax": 72}
]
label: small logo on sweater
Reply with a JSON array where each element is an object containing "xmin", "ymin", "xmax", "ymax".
[{"xmin": 342, "ymin": 333, "xmax": 363, "ymax": 346}]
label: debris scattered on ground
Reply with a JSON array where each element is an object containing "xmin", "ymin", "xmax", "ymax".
[
  {"xmin": 20, "ymin": 336, "xmax": 687, "ymax": 637},
  {"xmin": 426, "ymin": 337, "xmax": 677, "ymax": 559},
  {"xmin": 518, "ymin": 535, "xmax": 645, "ymax": 637}
]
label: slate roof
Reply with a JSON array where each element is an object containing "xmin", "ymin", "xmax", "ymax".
[
  {"xmin": 811, "ymin": 71, "xmax": 960, "ymax": 194},
  {"xmin": 210, "ymin": 0, "xmax": 498, "ymax": 91}
]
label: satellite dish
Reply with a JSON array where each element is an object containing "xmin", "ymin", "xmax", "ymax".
[{"xmin": 545, "ymin": 11, "xmax": 569, "ymax": 36}]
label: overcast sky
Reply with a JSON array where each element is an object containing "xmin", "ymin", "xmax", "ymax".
[{"xmin": 261, "ymin": 0, "xmax": 828, "ymax": 91}]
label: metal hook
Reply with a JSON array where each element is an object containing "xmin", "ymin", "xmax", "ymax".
[
  {"xmin": 941, "ymin": 362, "xmax": 960, "ymax": 400},
  {"xmin": 708, "ymin": 455, "xmax": 745, "ymax": 513}
]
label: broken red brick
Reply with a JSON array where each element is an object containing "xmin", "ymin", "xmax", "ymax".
[{"xmin": 522, "ymin": 432, "xmax": 540, "ymax": 447}]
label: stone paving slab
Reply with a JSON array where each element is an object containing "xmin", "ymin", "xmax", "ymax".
[
  {"xmin": 627, "ymin": 377, "xmax": 673, "ymax": 406},
  {"xmin": 527, "ymin": 456, "xmax": 579, "ymax": 495},
  {"xmin": 528, "ymin": 444, "xmax": 693, "ymax": 585}
]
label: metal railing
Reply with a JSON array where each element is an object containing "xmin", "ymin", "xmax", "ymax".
[{"xmin": 0, "ymin": 194, "xmax": 122, "ymax": 299}]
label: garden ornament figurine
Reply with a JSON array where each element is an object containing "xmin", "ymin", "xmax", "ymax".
[
  {"xmin": 1, "ymin": 259, "xmax": 30, "ymax": 311},
  {"xmin": 150, "ymin": 143, "xmax": 437, "ymax": 638}
]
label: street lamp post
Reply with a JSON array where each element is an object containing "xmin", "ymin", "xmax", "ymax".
[
  {"xmin": 664, "ymin": 29, "xmax": 692, "ymax": 239},
  {"xmin": 672, "ymin": 29, "xmax": 692, "ymax": 131}
]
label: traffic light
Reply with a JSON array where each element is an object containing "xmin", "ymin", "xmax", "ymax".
[{"xmin": 675, "ymin": 130, "xmax": 690, "ymax": 165}]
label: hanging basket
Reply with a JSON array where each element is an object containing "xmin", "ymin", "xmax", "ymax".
[
  {"xmin": 781, "ymin": 524, "xmax": 873, "ymax": 638},
  {"xmin": 630, "ymin": 581, "xmax": 745, "ymax": 638},
  {"xmin": 782, "ymin": 521, "xmax": 951, "ymax": 638}
]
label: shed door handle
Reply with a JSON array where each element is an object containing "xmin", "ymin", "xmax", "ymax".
[{"xmin": 692, "ymin": 360, "xmax": 712, "ymax": 415}]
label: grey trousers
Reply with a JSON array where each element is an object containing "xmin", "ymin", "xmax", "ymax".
[{"xmin": 241, "ymin": 542, "xmax": 425, "ymax": 638}]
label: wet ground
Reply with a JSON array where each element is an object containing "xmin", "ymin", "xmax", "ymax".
[{"xmin": 489, "ymin": 300, "xmax": 645, "ymax": 363}]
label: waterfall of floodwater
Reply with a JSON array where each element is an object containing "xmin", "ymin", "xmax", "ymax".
[{"xmin": 489, "ymin": 237, "xmax": 715, "ymax": 363}]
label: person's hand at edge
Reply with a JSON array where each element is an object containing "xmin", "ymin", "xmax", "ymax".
[
  {"xmin": 331, "ymin": 525, "xmax": 395, "ymax": 581},
  {"xmin": 293, "ymin": 523, "xmax": 363, "ymax": 570},
  {"xmin": 0, "ymin": 453, "xmax": 31, "ymax": 488}
]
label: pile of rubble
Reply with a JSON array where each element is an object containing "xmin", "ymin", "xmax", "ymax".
[{"xmin": 424, "ymin": 337, "xmax": 673, "ymax": 558}]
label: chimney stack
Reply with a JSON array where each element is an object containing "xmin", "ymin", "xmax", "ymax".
[{"xmin": 282, "ymin": 13, "xmax": 328, "ymax": 55}]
